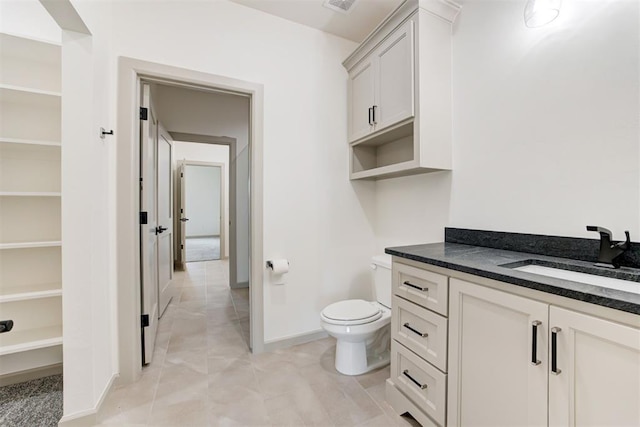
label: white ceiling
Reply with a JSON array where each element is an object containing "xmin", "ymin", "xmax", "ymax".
[{"xmin": 229, "ymin": 0, "xmax": 405, "ymax": 42}]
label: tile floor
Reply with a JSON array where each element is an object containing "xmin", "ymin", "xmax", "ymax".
[{"xmin": 97, "ymin": 260, "xmax": 419, "ymax": 426}]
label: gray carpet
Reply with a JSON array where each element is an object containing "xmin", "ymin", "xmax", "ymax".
[
  {"xmin": 0, "ymin": 375, "xmax": 63, "ymax": 427},
  {"xmin": 186, "ymin": 236, "xmax": 220, "ymax": 262}
]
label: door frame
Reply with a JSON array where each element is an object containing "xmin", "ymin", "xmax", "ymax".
[
  {"xmin": 116, "ymin": 57, "xmax": 264, "ymax": 384},
  {"xmin": 180, "ymin": 160, "xmax": 227, "ymax": 262}
]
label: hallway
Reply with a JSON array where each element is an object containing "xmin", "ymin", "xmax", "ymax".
[{"xmin": 96, "ymin": 260, "xmax": 417, "ymax": 426}]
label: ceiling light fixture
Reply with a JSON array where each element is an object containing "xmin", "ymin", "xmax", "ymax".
[
  {"xmin": 323, "ymin": 0, "xmax": 357, "ymax": 14},
  {"xmin": 524, "ymin": 0, "xmax": 562, "ymax": 28}
]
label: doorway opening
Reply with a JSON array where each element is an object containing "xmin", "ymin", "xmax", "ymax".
[
  {"xmin": 175, "ymin": 151, "xmax": 229, "ymax": 266},
  {"xmin": 116, "ymin": 57, "xmax": 264, "ymax": 383},
  {"xmin": 180, "ymin": 160, "xmax": 226, "ymax": 263}
]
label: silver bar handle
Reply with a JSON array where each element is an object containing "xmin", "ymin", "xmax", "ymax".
[
  {"xmin": 403, "ymin": 369, "xmax": 427, "ymax": 390},
  {"xmin": 403, "ymin": 322, "xmax": 428, "ymax": 338},
  {"xmin": 551, "ymin": 327, "xmax": 562, "ymax": 375},
  {"xmin": 531, "ymin": 320, "xmax": 542, "ymax": 366},
  {"xmin": 403, "ymin": 281, "xmax": 428, "ymax": 292}
]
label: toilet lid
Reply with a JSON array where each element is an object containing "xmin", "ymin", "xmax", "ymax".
[{"xmin": 321, "ymin": 299, "xmax": 382, "ymax": 325}]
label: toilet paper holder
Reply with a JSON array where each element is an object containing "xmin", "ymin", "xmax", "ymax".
[{"xmin": 266, "ymin": 260, "xmax": 289, "ymax": 270}]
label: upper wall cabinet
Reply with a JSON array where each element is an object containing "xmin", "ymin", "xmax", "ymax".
[
  {"xmin": 343, "ymin": 0, "xmax": 461, "ymax": 180},
  {"xmin": 349, "ymin": 20, "xmax": 414, "ymax": 142}
]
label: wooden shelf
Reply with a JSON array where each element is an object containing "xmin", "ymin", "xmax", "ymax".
[
  {"xmin": 0, "ymin": 137, "xmax": 61, "ymax": 147},
  {"xmin": 0, "ymin": 284, "xmax": 62, "ymax": 303},
  {"xmin": 0, "ymin": 241, "xmax": 62, "ymax": 250},
  {"xmin": 0, "ymin": 326, "xmax": 62, "ymax": 356},
  {"xmin": 0, "ymin": 84, "xmax": 61, "ymax": 100},
  {"xmin": 0, "ymin": 192, "xmax": 61, "ymax": 197}
]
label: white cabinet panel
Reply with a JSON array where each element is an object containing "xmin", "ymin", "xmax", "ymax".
[
  {"xmin": 448, "ymin": 278, "xmax": 549, "ymax": 427},
  {"xmin": 375, "ymin": 20, "xmax": 414, "ymax": 131},
  {"xmin": 549, "ymin": 306, "xmax": 640, "ymax": 427},
  {"xmin": 348, "ymin": 59, "xmax": 375, "ymax": 142},
  {"xmin": 391, "ymin": 340, "xmax": 447, "ymax": 426},
  {"xmin": 392, "ymin": 295, "xmax": 447, "ymax": 371}
]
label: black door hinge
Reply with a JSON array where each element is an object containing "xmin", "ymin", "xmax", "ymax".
[
  {"xmin": 140, "ymin": 107, "xmax": 148, "ymax": 120},
  {"xmin": 140, "ymin": 211, "xmax": 148, "ymax": 225},
  {"xmin": 141, "ymin": 314, "xmax": 149, "ymax": 328},
  {"xmin": 181, "ymin": 244, "xmax": 184, "ymax": 250},
  {"xmin": 180, "ymin": 172, "xmax": 184, "ymax": 178}
]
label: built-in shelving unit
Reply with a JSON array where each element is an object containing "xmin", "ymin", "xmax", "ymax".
[{"xmin": 0, "ymin": 32, "xmax": 63, "ymax": 380}]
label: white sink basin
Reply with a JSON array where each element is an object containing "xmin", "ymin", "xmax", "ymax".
[{"xmin": 514, "ymin": 265, "xmax": 640, "ymax": 295}]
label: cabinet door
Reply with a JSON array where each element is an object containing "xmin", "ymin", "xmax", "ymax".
[
  {"xmin": 348, "ymin": 58, "xmax": 375, "ymax": 142},
  {"xmin": 374, "ymin": 19, "xmax": 414, "ymax": 132},
  {"xmin": 448, "ymin": 279, "xmax": 549, "ymax": 427},
  {"xmin": 549, "ymin": 307, "xmax": 640, "ymax": 427}
]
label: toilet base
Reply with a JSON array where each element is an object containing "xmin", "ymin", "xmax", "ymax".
[
  {"xmin": 334, "ymin": 324, "xmax": 391, "ymax": 376},
  {"xmin": 335, "ymin": 341, "xmax": 390, "ymax": 375}
]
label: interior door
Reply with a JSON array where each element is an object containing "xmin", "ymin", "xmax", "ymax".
[
  {"xmin": 157, "ymin": 124, "xmax": 173, "ymax": 317},
  {"xmin": 178, "ymin": 161, "xmax": 187, "ymax": 267},
  {"xmin": 140, "ymin": 83, "xmax": 158, "ymax": 365}
]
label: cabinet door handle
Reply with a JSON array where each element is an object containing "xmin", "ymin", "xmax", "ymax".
[
  {"xmin": 403, "ymin": 369, "xmax": 427, "ymax": 389},
  {"xmin": 403, "ymin": 281, "xmax": 427, "ymax": 292},
  {"xmin": 372, "ymin": 105, "xmax": 378, "ymax": 124},
  {"xmin": 551, "ymin": 327, "xmax": 562, "ymax": 375},
  {"xmin": 403, "ymin": 322, "xmax": 428, "ymax": 338},
  {"xmin": 531, "ymin": 320, "xmax": 541, "ymax": 366},
  {"xmin": 368, "ymin": 107, "xmax": 373, "ymax": 125}
]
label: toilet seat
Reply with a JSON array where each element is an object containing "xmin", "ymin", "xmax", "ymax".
[{"xmin": 321, "ymin": 299, "xmax": 382, "ymax": 326}]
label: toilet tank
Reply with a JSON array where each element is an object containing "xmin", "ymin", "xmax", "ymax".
[{"xmin": 371, "ymin": 254, "xmax": 392, "ymax": 309}]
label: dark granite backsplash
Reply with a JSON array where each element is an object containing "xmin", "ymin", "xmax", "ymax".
[{"xmin": 445, "ymin": 227, "xmax": 640, "ymax": 269}]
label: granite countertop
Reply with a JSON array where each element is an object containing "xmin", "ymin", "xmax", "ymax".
[{"xmin": 385, "ymin": 242, "xmax": 640, "ymax": 315}]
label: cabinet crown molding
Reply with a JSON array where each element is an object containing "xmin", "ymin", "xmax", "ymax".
[{"xmin": 342, "ymin": 0, "xmax": 461, "ymax": 71}]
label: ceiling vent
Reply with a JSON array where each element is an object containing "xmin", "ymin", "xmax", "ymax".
[{"xmin": 323, "ymin": 0, "xmax": 357, "ymax": 14}]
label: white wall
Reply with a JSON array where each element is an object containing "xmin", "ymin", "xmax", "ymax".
[
  {"xmin": 0, "ymin": 0, "xmax": 60, "ymax": 43},
  {"xmin": 174, "ymin": 141, "xmax": 229, "ymax": 256},
  {"xmin": 185, "ymin": 165, "xmax": 221, "ymax": 237},
  {"xmin": 101, "ymin": 0, "xmax": 374, "ymax": 343},
  {"xmin": 375, "ymin": 0, "xmax": 640, "ymax": 253}
]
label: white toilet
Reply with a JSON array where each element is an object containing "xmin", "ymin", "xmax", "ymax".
[{"xmin": 320, "ymin": 255, "xmax": 392, "ymax": 376}]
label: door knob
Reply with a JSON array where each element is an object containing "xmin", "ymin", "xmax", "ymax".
[
  {"xmin": 180, "ymin": 218, "xmax": 189, "ymax": 222},
  {"xmin": 156, "ymin": 226, "xmax": 168, "ymax": 234}
]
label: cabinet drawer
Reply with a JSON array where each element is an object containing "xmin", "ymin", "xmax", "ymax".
[
  {"xmin": 391, "ymin": 341, "xmax": 447, "ymax": 426},
  {"xmin": 392, "ymin": 296, "xmax": 448, "ymax": 372},
  {"xmin": 393, "ymin": 262, "xmax": 448, "ymax": 315}
]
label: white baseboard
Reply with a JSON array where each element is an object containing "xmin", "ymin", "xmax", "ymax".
[
  {"xmin": 58, "ymin": 373, "xmax": 117, "ymax": 426},
  {"xmin": 0, "ymin": 363, "xmax": 63, "ymax": 387},
  {"xmin": 263, "ymin": 329, "xmax": 329, "ymax": 352}
]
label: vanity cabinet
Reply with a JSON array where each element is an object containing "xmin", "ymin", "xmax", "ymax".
[
  {"xmin": 548, "ymin": 306, "xmax": 640, "ymax": 426},
  {"xmin": 386, "ymin": 261, "xmax": 449, "ymax": 427},
  {"xmin": 343, "ymin": 0, "xmax": 461, "ymax": 180},
  {"xmin": 447, "ymin": 278, "xmax": 549, "ymax": 426},
  {"xmin": 448, "ymin": 277, "xmax": 640, "ymax": 427}
]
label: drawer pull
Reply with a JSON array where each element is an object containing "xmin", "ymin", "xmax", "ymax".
[
  {"xmin": 403, "ymin": 281, "xmax": 428, "ymax": 292},
  {"xmin": 531, "ymin": 320, "xmax": 542, "ymax": 366},
  {"xmin": 403, "ymin": 322, "xmax": 428, "ymax": 338},
  {"xmin": 403, "ymin": 369, "xmax": 427, "ymax": 390},
  {"xmin": 551, "ymin": 327, "xmax": 562, "ymax": 375}
]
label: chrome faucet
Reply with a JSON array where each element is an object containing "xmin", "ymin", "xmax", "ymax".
[{"xmin": 586, "ymin": 225, "xmax": 630, "ymax": 268}]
